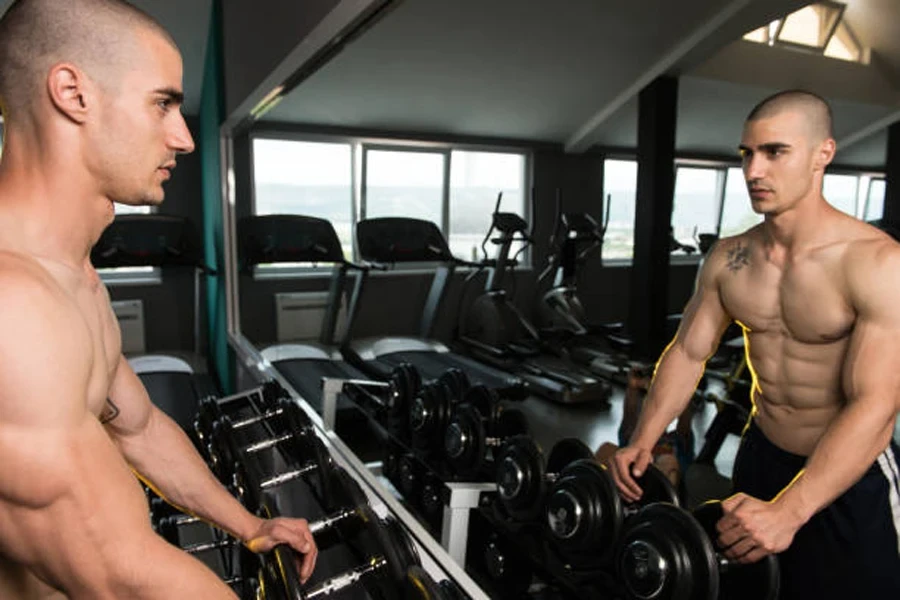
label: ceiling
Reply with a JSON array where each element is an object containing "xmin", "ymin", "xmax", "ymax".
[
  {"xmin": 0, "ymin": 0, "xmax": 211, "ymax": 115},
  {"xmin": 262, "ymin": 0, "xmax": 900, "ymax": 168}
]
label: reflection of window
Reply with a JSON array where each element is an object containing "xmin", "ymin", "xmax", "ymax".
[
  {"xmin": 742, "ymin": 1, "xmax": 864, "ymax": 64},
  {"xmin": 364, "ymin": 149, "xmax": 444, "ymax": 226},
  {"xmin": 720, "ymin": 167, "xmax": 763, "ymax": 238},
  {"xmin": 449, "ymin": 150, "xmax": 525, "ymax": 261},
  {"xmin": 865, "ymin": 179, "xmax": 885, "ymax": 221},
  {"xmin": 672, "ymin": 168, "xmax": 722, "ymax": 251},
  {"xmin": 252, "ymin": 139, "xmax": 354, "ymax": 259},
  {"xmin": 602, "ymin": 159, "xmax": 637, "ymax": 261},
  {"xmin": 823, "ymin": 173, "xmax": 858, "ymax": 216}
]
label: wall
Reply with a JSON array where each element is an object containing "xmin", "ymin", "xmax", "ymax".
[{"xmin": 107, "ymin": 116, "xmax": 208, "ymax": 356}]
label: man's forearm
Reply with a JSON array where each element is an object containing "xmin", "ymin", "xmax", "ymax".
[
  {"xmin": 630, "ymin": 343, "xmax": 706, "ymax": 449},
  {"xmin": 113, "ymin": 407, "xmax": 262, "ymax": 542},
  {"xmin": 775, "ymin": 397, "xmax": 897, "ymax": 523}
]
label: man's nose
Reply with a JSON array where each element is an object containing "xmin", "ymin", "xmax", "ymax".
[{"xmin": 169, "ymin": 113, "xmax": 195, "ymax": 154}]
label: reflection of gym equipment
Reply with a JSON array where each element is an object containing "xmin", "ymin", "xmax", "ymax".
[
  {"xmin": 237, "ymin": 215, "xmax": 376, "ymax": 420},
  {"xmin": 91, "ymin": 214, "xmax": 220, "ymax": 432},
  {"xmin": 544, "ymin": 458, "xmax": 679, "ymax": 567},
  {"xmin": 442, "ymin": 385, "xmax": 531, "ymax": 479},
  {"xmin": 457, "ymin": 193, "xmax": 611, "ymax": 405},
  {"xmin": 615, "ymin": 500, "xmax": 780, "ymax": 600},
  {"xmin": 342, "ymin": 216, "xmax": 526, "ymax": 399}
]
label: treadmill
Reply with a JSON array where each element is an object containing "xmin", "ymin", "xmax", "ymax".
[
  {"xmin": 91, "ymin": 214, "xmax": 219, "ymax": 431},
  {"xmin": 457, "ymin": 197, "xmax": 611, "ymax": 405},
  {"xmin": 237, "ymin": 214, "xmax": 375, "ymax": 421},
  {"xmin": 341, "ymin": 217, "xmax": 525, "ymax": 398}
]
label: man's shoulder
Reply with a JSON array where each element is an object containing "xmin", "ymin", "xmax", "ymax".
[
  {"xmin": 841, "ymin": 226, "xmax": 900, "ymax": 311},
  {"xmin": 0, "ymin": 251, "xmax": 65, "ymax": 312}
]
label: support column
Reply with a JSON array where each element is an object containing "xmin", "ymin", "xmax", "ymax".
[
  {"xmin": 882, "ymin": 121, "xmax": 900, "ymax": 230},
  {"xmin": 628, "ymin": 76, "xmax": 678, "ymax": 360}
]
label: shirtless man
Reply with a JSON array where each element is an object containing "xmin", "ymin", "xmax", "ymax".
[
  {"xmin": 0, "ymin": 1, "xmax": 318, "ymax": 598},
  {"xmin": 608, "ymin": 89, "xmax": 900, "ymax": 598}
]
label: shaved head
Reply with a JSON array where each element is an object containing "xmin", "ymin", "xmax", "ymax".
[
  {"xmin": 0, "ymin": 0, "xmax": 175, "ymax": 119},
  {"xmin": 746, "ymin": 89, "xmax": 834, "ymax": 143}
]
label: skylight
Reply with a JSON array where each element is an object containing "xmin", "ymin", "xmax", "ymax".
[{"xmin": 742, "ymin": 1, "xmax": 864, "ymax": 64}]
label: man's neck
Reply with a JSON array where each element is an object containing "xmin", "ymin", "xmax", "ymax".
[
  {"xmin": 763, "ymin": 193, "xmax": 833, "ymax": 255},
  {"xmin": 0, "ymin": 141, "xmax": 113, "ymax": 270}
]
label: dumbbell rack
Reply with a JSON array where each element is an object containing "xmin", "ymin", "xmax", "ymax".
[
  {"xmin": 230, "ymin": 334, "xmax": 491, "ymax": 600},
  {"xmin": 320, "ymin": 376, "xmax": 498, "ymax": 567}
]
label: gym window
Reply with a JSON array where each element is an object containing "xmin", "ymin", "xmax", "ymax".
[
  {"xmin": 605, "ymin": 160, "xmax": 885, "ymax": 266},
  {"xmin": 250, "ymin": 135, "xmax": 529, "ymax": 273},
  {"xmin": 742, "ymin": 1, "xmax": 866, "ymax": 64},
  {"xmin": 602, "ymin": 159, "xmax": 638, "ymax": 262}
]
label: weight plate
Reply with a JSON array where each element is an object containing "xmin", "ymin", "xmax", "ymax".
[
  {"xmin": 629, "ymin": 463, "xmax": 680, "ymax": 514},
  {"xmin": 405, "ymin": 564, "xmax": 447, "ymax": 600},
  {"xmin": 496, "ymin": 435, "xmax": 546, "ymax": 521},
  {"xmin": 482, "ymin": 533, "xmax": 531, "ymax": 598},
  {"xmin": 546, "ymin": 438, "xmax": 594, "ymax": 474},
  {"xmin": 616, "ymin": 503, "xmax": 718, "ymax": 600},
  {"xmin": 303, "ymin": 435, "xmax": 336, "ymax": 511},
  {"xmin": 397, "ymin": 454, "xmax": 422, "ymax": 500},
  {"xmin": 438, "ymin": 368, "xmax": 470, "ymax": 402},
  {"xmin": 463, "ymin": 385, "xmax": 497, "ymax": 423},
  {"xmin": 444, "ymin": 404, "xmax": 485, "ymax": 477},
  {"xmin": 693, "ymin": 502, "xmax": 780, "ymax": 600}
]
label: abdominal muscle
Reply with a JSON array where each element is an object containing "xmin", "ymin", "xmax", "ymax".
[{"xmin": 744, "ymin": 330, "xmax": 847, "ymax": 456}]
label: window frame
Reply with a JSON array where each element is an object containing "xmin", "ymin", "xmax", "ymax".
[
  {"xmin": 248, "ymin": 130, "xmax": 533, "ymax": 278},
  {"xmin": 601, "ymin": 155, "xmax": 886, "ymax": 267}
]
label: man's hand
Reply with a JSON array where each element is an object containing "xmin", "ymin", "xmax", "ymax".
[
  {"xmin": 245, "ymin": 517, "xmax": 319, "ymax": 583},
  {"xmin": 606, "ymin": 446, "xmax": 654, "ymax": 503},
  {"xmin": 716, "ymin": 493, "xmax": 804, "ymax": 564}
]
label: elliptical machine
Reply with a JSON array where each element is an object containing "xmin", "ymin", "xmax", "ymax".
[{"xmin": 457, "ymin": 193, "xmax": 611, "ymax": 405}]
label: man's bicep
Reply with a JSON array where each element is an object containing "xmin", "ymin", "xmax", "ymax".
[
  {"xmin": 104, "ymin": 356, "xmax": 155, "ymax": 437},
  {"xmin": 675, "ymin": 254, "xmax": 733, "ymax": 362}
]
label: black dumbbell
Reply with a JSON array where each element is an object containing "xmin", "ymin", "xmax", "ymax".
[
  {"xmin": 615, "ymin": 501, "xmax": 780, "ymax": 600},
  {"xmin": 419, "ymin": 472, "xmax": 446, "ymax": 531},
  {"xmin": 543, "ymin": 459, "xmax": 678, "ymax": 567},
  {"xmin": 495, "ymin": 436, "xmax": 594, "ymax": 522},
  {"xmin": 228, "ymin": 429, "xmax": 337, "ymax": 513},
  {"xmin": 206, "ymin": 405, "xmax": 314, "ymax": 482},
  {"xmin": 409, "ymin": 369, "xmax": 471, "ymax": 455},
  {"xmin": 194, "ymin": 380, "xmax": 291, "ymax": 442},
  {"xmin": 479, "ymin": 531, "xmax": 532, "ymax": 598},
  {"xmin": 260, "ymin": 511, "xmax": 421, "ymax": 599},
  {"xmin": 442, "ymin": 384, "xmax": 530, "ymax": 478},
  {"xmin": 159, "ymin": 468, "xmax": 379, "ymax": 562}
]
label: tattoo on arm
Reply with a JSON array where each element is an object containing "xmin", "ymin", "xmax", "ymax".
[
  {"xmin": 99, "ymin": 398, "xmax": 121, "ymax": 424},
  {"xmin": 726, "ymin": 243, "xmax": 751, "ymax": 273}
]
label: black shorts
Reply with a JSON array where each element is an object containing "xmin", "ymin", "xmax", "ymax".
[{"xmin": 732, "ymin": 419, "xmax": 900, "ymax": 599}]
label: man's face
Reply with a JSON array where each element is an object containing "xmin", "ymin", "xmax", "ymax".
[
  {"xmin": 87, "ymin": 28, "xmax": 194, "ymax": 208},
  {"xmin": 739, "ymin": 110, "xmax": 820, "ymax": 217}
]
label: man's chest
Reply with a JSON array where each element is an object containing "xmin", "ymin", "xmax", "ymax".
[{"xmin": 719, "ymin": 254, "xmax": 855, "ymax": 344}]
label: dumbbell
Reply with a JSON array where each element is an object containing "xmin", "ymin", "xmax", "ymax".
[
  {"xmin": 615, "ymin": 501, "xmax": 780, "ymax": 600},
  {"xmin": 409, "ymin": 368, "xmax": 471, "ymax": 455},
  {"xmin": 442, "ymin": 384, "xmax": 530, "ymax": 478},
  {"xmin": 479, "ymin": 532, "xmax": 533, "ymax": 599},
  {"xmin": 227, "ymin": 428, "xmax": 338, "ymax": 513},
  {"xmin": 495, "ymin": 436, "xmax": 594, "ymax": 522},
  {"xmin": 543, "ymin": 458, "xmax": 679, "ymax": 567},
  {"xmin": 206, "ymin": 405, "xmax": 314, "ymax": 482},
  {"xmin": 418, "ymin": 472, "xmax": 446, "ymax": 533},
  {"xmin": 260, "ymin": 510, "xmax": 422, "ymax": 599},
  {"xmin": 194, "ymin": 380, "xmax": 291, "ymax": 442},
  {"xmin": 159, "ymin": 467, "xmax": 381, "ymax": 566}
]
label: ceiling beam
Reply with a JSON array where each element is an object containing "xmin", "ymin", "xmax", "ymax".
[
  {"xmin": 837, "ymin": 106, "xmax": 900, "ymax": 151},
  {"xmin": 564, "ymin": 0, "xmax": 752, "ymax": 154}
]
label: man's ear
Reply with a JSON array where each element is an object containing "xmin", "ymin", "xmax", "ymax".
[
  {"xmin": 46, "ymin": 63, "xmax": 91, "ymax": 124},
  {"xmin": 815, "ymin": 137, "xmax": 836, "ymax": 170}
]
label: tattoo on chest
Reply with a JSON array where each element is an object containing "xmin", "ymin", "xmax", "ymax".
[
  {"xmin": 99, "ymin": 398, "xmax": 120, "ymax": 424},
  {"xmin": 726, "ymin": 243, "xmax": 752, "ymax": 273}
]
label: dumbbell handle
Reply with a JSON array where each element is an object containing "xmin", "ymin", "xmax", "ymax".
[
  {"xmin": 308, "ymin": 507, "xmax": 356, "ymax": 536},
  {"xmin": 228, "ymin": 407, "xmax": 285, "ymax": 430},
  {"xmin": 182, "ymin": 538, "xmax": 234, "ymax": 555},
  {"xmin": 259, "ymin": 460, "xmax": 318, "ymax": 491},
  {"xmin": 245, "ymin": 432, "xmax": 294, "ymax": 454},
  {"xmin": 303, "ymin": 556, "xmax": 387, "ymax": 599}
]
